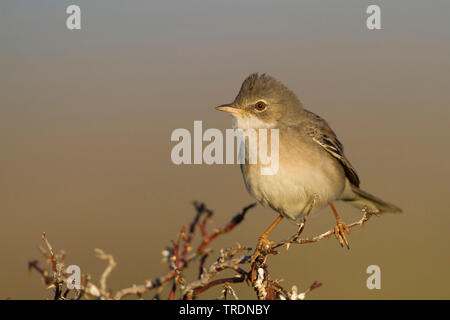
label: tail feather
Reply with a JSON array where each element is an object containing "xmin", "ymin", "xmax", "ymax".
[{"xmin": 345, "ymin": 185, "xmax": 402, "ymax": 213}]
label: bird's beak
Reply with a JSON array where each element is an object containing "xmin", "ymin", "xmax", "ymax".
[{"xmin": 215, "ymin": 104, "xmax": 247, "ymax": 114}]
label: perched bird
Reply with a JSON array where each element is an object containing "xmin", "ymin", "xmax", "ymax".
[{"xmin": 216, "ymin": 73, "xmax": 402, "ymax": 259}]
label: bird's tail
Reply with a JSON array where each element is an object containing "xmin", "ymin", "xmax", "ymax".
[{"xmin": 344, "ymin": 185, "xmax": 402, "ymax": 213}]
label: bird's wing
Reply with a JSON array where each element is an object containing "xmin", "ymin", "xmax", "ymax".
[{"xmin": 304, "ymin": 110, "xmax": 360, "ymax": 187}]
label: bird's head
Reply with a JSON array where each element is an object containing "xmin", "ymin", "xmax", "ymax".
[{"xmin": 216, "ymin": 73, "xmax": 303, "ymax": 129}]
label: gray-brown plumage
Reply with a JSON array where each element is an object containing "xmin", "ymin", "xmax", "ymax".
[
  {"xmin": 217, "ymin": 73, "xmax": 401, "ymax": 221},
  {"xmin": 216, "ymin": 73, "xmax": 401, "ymax": 252}
]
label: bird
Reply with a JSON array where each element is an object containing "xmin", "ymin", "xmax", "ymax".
[{"xmin": 215, "ymin": 73, "xmax": 402, "ymax": 262}]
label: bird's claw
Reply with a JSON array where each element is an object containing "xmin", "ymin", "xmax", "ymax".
[
  {"xmin": 250, "ymin": 236, "xmax": 275, "ymax": 283},
  {"xmin": 334, "ymin": 219, "xmax": 350, "ymax": 249},
  {"xmin": 250, "ymin": 236, "xmax": 273, "ymax": 263}
]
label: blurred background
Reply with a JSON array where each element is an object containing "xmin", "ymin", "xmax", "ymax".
[{"xmin": 1, "ymin": 0, "xmax": 449, "ymax": 299}]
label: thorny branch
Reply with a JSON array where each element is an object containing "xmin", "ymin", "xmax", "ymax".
[
  {"xmin": 272, "ymin": 207, "xmax": 378, "ymax": 250},
  {"xmin": 28, "ymin": 203, "xmax": 378, "ymax": 300}
]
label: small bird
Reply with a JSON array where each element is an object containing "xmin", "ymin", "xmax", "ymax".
[{"xmin": 216, "ymin": 73, "xmax": 402, "ymax": 258}]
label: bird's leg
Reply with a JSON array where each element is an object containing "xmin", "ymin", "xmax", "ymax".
[
  {"xmin": 250, "ymin": 214, "xmax": 283, "ymax": 282},
  {"xmin": 330, "ymin": 202, "xmax": 350, "ymax": 249},
  {"xmin": 250, "ymin": 215, "xmax": 283, "ymax": 263}
]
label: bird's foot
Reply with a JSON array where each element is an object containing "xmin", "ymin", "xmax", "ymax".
[
  {"xmin": 334, "ymin": 218, "xmax": 350, "ymax": 249},
  {"xmin": 250, "ymin": 236, "xmax": 274, "ymax": 263},
  {"xmin": 250, "ymin": 236, "xmax": 274, "ymax": 283}
]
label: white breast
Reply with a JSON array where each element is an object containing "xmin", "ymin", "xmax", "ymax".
[
  {"xmin": 241, "ymin": 142, "xmax": 345, "ymax": 221},
  {"xmin": 231, "ymin": 114, "xmax": 346, "ymax": 221}
]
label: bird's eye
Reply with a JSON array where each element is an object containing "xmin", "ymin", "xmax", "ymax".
[{"xmin": 254, "ymin": 101, "xmax": 267, "ymax": 111}]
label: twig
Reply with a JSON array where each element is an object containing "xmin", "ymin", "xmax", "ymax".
[
  {"xmin": 197, "ymin": 203, "xmax": 256, "ymax": 253},
  {"xmin": 94, "ymin": 248, "xmax": 117, "ymax": 298},
  {"xmin": 272, "ymin": 207, "xmax": 378, "ymax": 250},
  {"xmin": 182, "ymin": 254, "xmax": 249, "ymax": 299},
  {"xmin": 41, "ymin": 233, "xmax": 65, "ymax": 300},
  {"xmin": 114, "ymin": 202, "xmax": 256, "ymax": 300}
]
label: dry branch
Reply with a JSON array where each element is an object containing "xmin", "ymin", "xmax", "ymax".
[{"xmin": 28, "ymin": 203, "xmax": 378, "ymax": 300}]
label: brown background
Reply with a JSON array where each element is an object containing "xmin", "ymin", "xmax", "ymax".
[{"xmin": 1, "ymin": 0, "xmax": 449, "ymax": 299}]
